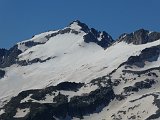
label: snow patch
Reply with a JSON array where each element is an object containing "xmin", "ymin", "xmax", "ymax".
[
  {"xmin": 0, "ymin": 109, "xmax": 5, "ymax": 115},
  {"xmin": 69, "ymin": 22, "xmax": 82, "ymax": 31},
  {"xmin": 14, "ymin": 108, "xmax": 30, "ymax": 118}
]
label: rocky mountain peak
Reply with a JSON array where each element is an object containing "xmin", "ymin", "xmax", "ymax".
[
  {"xmin": 118, "ymin": 28, "xmax": 160, "ymax": 45},
  {"xmin": 69, "ymin": 20, "xmax": 90, "ymax": 32},
  {"xmin": 69, "ymin": 20, "xmax": 114, "ymax": 48},
  {"xmin": 84, "ymin": 28, "xmax": 114, "ymax": 48}
]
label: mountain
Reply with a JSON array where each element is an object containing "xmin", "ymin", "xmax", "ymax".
[
  {"xmin": 0, "ymin": 20, "xmax": 160, "ymax": 120},
  {"xmin": 118, "ymin": 29, "xmax": 160, "ymax": 45}
]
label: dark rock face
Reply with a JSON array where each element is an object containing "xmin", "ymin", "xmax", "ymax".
[
  {"xmin": 0, "ymin": 45, "xmax": 22, "ymax": 68},
  {"xmin": 0, "ymin": 82, "xmax": 84, "ymax": 120},
  {"xmin": 118, "ymin": 29, "xmax": 160, "ymax": 45},
  {"xmin": 123, "ymin": 66, "xmax": 160, "ymax": 75},
  {"xmin": 0, "ymin": 49, "xmax": 8, "ymax": 67},
  {"xmin": 0, "ymin": 40, "xmax": 49, "ymax": 68},
  {"xmin": 0, "ymin": 69, "xmax": 5, "ymax": 79},
  {"xmin": 0, "ymin": 49, "xmax": 7, "ymax": 57},
  {"xmin": 56, "ymin": 82, "xmax": 84, "ymax": 91},
  {"xmin": 0, "ymin": 81, "xmax": 115, "ymax": 120},
  {"xmin": 45, "ymin": 27, "xmax": 81, "ymax": 40},
  {"xmin": 68, "ymin": 87, "xmax": 115, "ymax": 118},
  {"xmin": 123, "ymin": 79, "xmax": 156, "ymax": 93},
  {"xmin": 18, "ymin": 56, "xmax": 56, "ymax": 66},
  {"xmin": 45, "ymin": 28, "xmax": 71, "ymax": 40},
  {"xmin": 20, "ymin": 41, "xmax": 44, "ymax": 48},
  {"xmin": 120, "ymin": 45, "xmax": 160, "ymax": 68},
  {"xmin": 30, "ymin": 82, "xmax": 84, "ymax": 101},
  {"xmin": 98, "ymin": 31, "xmax": 114, "ymax": 48},
  {"xmin": 84, "ymin": 28, "xmax": 114, "ymax": 49}
]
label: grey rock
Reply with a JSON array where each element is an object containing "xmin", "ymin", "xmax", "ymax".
[
  {"xmin": 0, "ymin": 69, "xmax": 5, "ymax": 79},
  {"xmin": 0, "ymin": 45, "xmax": 22, "ymax": 68},
  {"xmin": 0, "ymin": 81, "xmax": 114, "ymax": 120},
  {"xmin": 84, "ymin": 28, "xmax": 114, "ymax": 49},
  {"xmin": 118, "ymin": 29, "xmax": 160, "ymax": 45},
  {"xmin": 123, "ymin": 79, "xmax": 156, "ymax": 93},
  {"xmin": 119, "ymin": 45, "xmax": 160, "ymax": 68}
]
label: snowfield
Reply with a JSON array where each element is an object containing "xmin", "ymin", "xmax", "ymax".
[{"xmin": 0, "ymin": 21, "xmax": 160, "ymax": 120}]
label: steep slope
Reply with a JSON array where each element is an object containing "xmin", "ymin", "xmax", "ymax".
[
  {"xmin": 84, "ymin": 44, "xmax": 160, "ymax": 120},
  {"xmin": 0, "ymin": 21, "xmax": 160, "ymax": 120},
  {"xmin": 0, "ymin": 21, "xmax": 113, "ymax": 100}
]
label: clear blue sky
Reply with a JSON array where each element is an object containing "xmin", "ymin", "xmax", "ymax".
[{"xmin": 0, "ymin": 0, "xmax": 160, "ymax": 48}]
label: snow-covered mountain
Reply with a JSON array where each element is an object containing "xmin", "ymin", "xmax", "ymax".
[{"xmin": 0, "ymin": 20, "xmax": 160, "ymax": 120}]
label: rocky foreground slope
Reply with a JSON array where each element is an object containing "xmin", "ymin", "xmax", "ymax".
[{"xmin": 0, "ymin": 20, "xmax": 160, "ymax": 120}]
